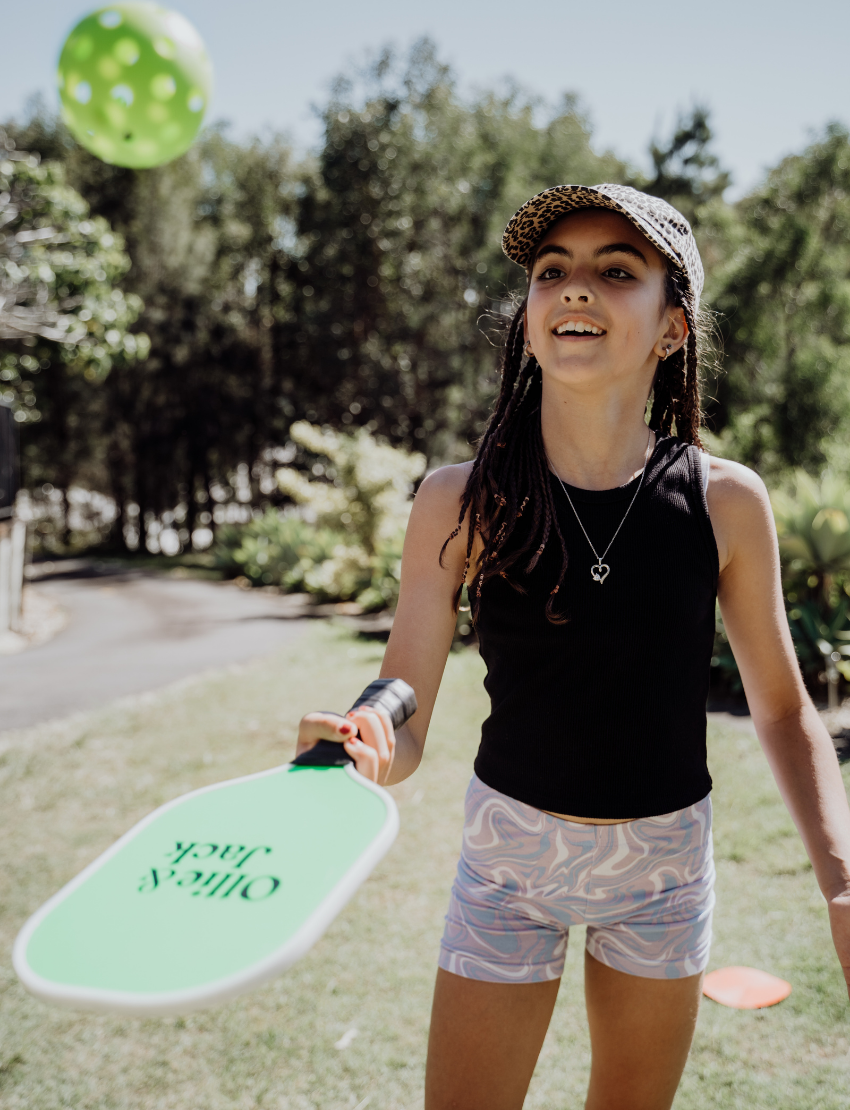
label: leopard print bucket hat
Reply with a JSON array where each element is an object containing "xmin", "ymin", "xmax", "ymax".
[{"xmin": 502, "ymin": 183, "xmax": 704, "ymax": 311}]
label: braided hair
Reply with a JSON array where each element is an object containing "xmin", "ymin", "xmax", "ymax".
[{"xmin": 440, "ymin": 261, "xmax": 705, "ymax": 625}]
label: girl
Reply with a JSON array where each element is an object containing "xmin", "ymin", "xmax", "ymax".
[{"xmin": 296, "ymin": 184, "xmax": 850, "ymax": 1110}]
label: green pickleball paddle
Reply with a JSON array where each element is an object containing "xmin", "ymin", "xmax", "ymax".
[{"xmin": 13, "ymin": 679, "xmax": 415, "ymax": 1016}]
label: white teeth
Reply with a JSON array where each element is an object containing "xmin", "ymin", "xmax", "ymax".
[{"xmin": 555, "ymin": 321, "xmax": 603, "ymax": 335}]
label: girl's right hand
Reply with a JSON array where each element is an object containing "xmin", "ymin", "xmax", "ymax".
[{"xmin": 295, "ymin": 707, "xmax": 396, "ymax": 784}]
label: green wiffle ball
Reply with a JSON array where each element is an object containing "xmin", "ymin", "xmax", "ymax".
[{"xmin": 57, "ymin": 2, "xmax": 212, "ymax": 169}]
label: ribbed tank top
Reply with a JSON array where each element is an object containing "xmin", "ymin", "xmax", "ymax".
[{"xmin": 473, "ymin": 434, "xmax": 718, "ymax": 819}]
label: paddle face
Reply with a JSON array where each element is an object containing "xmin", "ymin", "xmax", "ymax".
[{"xmin": 14, "ymin": 763, "xmax": 397, "ymax": 1015}]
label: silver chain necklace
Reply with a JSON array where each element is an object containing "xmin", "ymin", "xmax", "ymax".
[{"xmin": 551, "ymin": 430, "xmax": 653, "ymax": 584}]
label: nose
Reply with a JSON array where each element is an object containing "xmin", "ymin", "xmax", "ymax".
[{"xmin": 561, "ymin": 269, "xmax": 594, "ymax": 305}]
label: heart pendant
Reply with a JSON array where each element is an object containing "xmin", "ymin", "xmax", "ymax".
[{"xmin": 591, "ymin": 562, "xmax": 610, "ymax": 584}]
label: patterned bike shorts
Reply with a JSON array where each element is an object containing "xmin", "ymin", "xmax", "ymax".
[{"xmin": 439, "ymin": 775, "xmax": 715, "ymax": 983}]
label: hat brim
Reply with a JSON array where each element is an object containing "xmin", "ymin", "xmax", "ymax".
[{"xmin": 502, "ymin": 185, "xmax": 687, "ymax": 279}]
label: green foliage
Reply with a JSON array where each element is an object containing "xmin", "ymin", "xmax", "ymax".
[
  {"xmin": 276, "ymin": 421, "xmax": 425, "ymax": 553},
  {"xmin": 214, "ymin": 423, "xmax": 424, "ymax": 610},
  {"xmin": 0, "ymin": 138, "xmax": 147, "ymax": 429},
  {"xmin": 715, "ymin": 471, "xmax": 850, "ymax": 697},
  {"xmin": 771, "ymin": 471, "xmax": 850, "ymax": 689},
  {"xmin": 772, "ymin": 470, "xmax": 850, "ymax": 582},
  {"xmin": 16, "ymin": 48, "xmax": 850, "ymax": 575},
  {"xmin": 4, "ymin": 50, "xmax": 738, "ymax": 556},
  {"xmin": 280, "ymin": 41, "xmax": 627, "ymax": 462},
  {"xmin": 3, "ymin": 111, "xmax": 299, "ymax": 547},
  {"xmin": 275, "ymin": 421, "xmax": 424, "ymax": 608},
  {"xmin": 638, "ymin": 106, "xmax": 730, "ymax": 228},
  {"xmin": 212, "ymin": 512, "xmax": 344, "ymax": 590},
  {"xmin": 786, "ymin": 598, "xmax": 850, "ymax": 688},
  {"xmin": 710, "ymin": 124, "xmax": 850, "ymax": 480}
]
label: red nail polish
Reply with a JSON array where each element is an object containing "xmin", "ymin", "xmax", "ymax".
[{"xmin": 340, "ymin": 724, "xmax": 352, "ymax": 736}]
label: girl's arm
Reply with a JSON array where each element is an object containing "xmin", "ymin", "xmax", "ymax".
[
  {"xmin": 709, "ymin": 458, "xmax": 850, "ymax": 997},
  {"xmin": 295, "ymin": 462, "xmax": 473, "ymax": 785}
]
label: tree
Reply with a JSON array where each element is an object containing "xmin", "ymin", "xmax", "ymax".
[
  {"xmin": 708, "ymin": 124, "xmax": 850, "ymax": 480},
  {"xmin": 280, "ymin": 40, "xmax": 627, "ymax": 463},
  {"xmin": 4, "ymin": 109, "xmax": 300, "ymax": 550},
  {"xmin": 0, "ymin": 131, "xmax": 146, "ymax": 536},
  {"xmin": 84, "ymin": 128, "xmax": 300, "ymax": 549},
  {"xmin": 639, "ymin": 106, "xmax": 730, "ymax": 226}
]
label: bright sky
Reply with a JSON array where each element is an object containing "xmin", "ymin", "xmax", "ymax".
[{"xmin": 3, "ymin": 0, "xmax": 846, "ymax": 199}]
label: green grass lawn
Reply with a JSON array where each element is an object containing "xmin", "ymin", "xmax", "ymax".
[{"xmin": 1, "ymin": 623, "xmax": 849, "ymax": 1109}]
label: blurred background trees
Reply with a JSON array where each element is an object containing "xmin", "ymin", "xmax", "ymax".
[
  {"xmin": 6, "ymin": 39, "xmax": 850, "ymax": 692},
  {"xmin": 279, "ymin": 42, "xmax": 624, "ymax": 460},
  {"xmin": 1, "ymin": 42, "xmax": 634, "ymax": 552},
  {"xmin": 708, "ymin": 124, "xmax": 850, "ymax": 482}
]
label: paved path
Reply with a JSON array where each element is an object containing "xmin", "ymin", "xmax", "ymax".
[{"xmin": 0, "ymin": 565, "xmax": 311, "ymax": 732}]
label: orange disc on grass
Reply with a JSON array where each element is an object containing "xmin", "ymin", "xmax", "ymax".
[{"xmin": 703, "ymin": 966, "xmax": 792, "ymax": 1009}]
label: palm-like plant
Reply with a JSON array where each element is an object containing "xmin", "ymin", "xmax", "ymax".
[
  {"xmin": 771, "ymin": 472, "xmax": 850, "ymax": 705},
  {"xmin": 772, "ymin": 472, "xmax": 850, "ymax": 576}
]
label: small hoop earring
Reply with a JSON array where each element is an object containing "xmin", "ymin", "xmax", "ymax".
[
  {"xmin": 661, "ymin": 344, "xmax": 672, "ymax": 361},
  {"xmin": 523, "ymin": 341, "xmax": 534, "ymax": 358}
]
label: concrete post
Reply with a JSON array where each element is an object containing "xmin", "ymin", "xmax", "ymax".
[
  {"xmin": 0, "ymin": 520, "xmax": 11, "ymax": 632},
  {"xmin": 9, "ymin": 518, "xmax": 25, "ymax": 632}
]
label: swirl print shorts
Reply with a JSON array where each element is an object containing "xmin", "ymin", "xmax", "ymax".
[{"xmin": 439, "ymin": 775, "xmax": 715, "ymax": 983}]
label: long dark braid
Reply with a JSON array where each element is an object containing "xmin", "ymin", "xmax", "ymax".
[
  {"xmin": 649, "ymin": 268, "xmax": 703, "ymax": 445},
  {"xmin": 442, "ymin": 262, "xmax": 704, "ymax": 624}
]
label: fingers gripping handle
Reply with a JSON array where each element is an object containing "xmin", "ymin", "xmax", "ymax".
[{"xmin": 292, "ymin": 678, "xmax": 418, "ymax": 767}]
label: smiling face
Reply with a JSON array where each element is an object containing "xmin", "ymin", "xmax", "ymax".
[{"xmin": 524, "ymin": 208, "xmax": 687, "ymax": 400}]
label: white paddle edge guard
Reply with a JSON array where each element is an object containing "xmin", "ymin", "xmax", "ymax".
[{"xmin": 12, "ymin": 762, "xmax": 399, "ymax": 1017}]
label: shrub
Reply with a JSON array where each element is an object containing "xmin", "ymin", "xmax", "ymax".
[
  {"xmin": 214, "ymin": 423, "xmax": 425, "ymax": 610},
  {"xmin": 212, "ymin": 512, "xmax": 346, "ymax": 590},
  {"xmin": 274, "ymin": 422, "xmax": 424, "ymax": 608},
  {"xmin": 276, "ymin": 422, "xmax": 425, "ymax": 554},
  {"xmin": 712, "ymin": 471, "xmax": 850, "ymax": 704}
]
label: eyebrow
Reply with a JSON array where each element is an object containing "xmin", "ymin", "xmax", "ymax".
[{"xmin": 532, "ymin": 241, "xmax": 649, "ymax": 267}]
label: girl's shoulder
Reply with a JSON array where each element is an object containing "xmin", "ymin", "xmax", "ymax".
[
  {"xmin": 705, "ymin": 455, "xmax": 766, "ymax": 502},
  {"xmin": 408, "ymin": 463, "xmax": 477, "ymax": 578},
  {"xmin": 414, "ymin": 462, "xmax": 474, "ymax": 511},
  {"xmin": 703, "ymin": 455, "xmax": 772, "ymax": 574}
]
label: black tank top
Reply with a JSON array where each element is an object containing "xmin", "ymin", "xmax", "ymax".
[{"xmin": 473, "ymin": 435, "xmax": 718, "ymax": 819}]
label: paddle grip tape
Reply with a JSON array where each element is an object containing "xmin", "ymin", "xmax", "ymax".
[{"xmin": 292, "ymin": 678, "xmax": 418, "ymax": 767}]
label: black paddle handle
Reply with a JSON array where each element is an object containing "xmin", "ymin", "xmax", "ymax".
[{"xmin": 292, "ymin": 678, "xmax": 418, "ymax": 767}]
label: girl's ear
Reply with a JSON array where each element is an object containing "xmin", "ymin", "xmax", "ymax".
[
  {"xmin": 522, "ymin": 309, "xmax": 534, "ymax": 358},
  {"xmin": 655, "ymin": 307, "xmax": 688, "ymax": 360}
]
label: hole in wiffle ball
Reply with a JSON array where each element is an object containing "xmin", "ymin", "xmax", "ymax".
[
  {"xmin": 154, "ymin": 36, "xmax": 175, "ymax": 59},
  {"xmin": 73, "ymin": 81, "xmax": 92, "ymax": 104},
  {"xmin": 114, "ymin": 37, "xmax": 140, "ymax": 65},
  {"xmin": 110, "ymin": 84, "xmax": 134, "ymax": 107},
  {"xmin": 98, "ymin": 10, "xmax": 122, "ymax": 28},
  {"xmin": 151, "ymin": 73, "xmax": 176, "ymax": 100},
  {"xmin": 123, "ymin": 133, "xmax": 133, "ymax": 142},
  {"xmin": 188, "ymin": 93, "xmax": 204, "ymax": 113}
]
